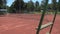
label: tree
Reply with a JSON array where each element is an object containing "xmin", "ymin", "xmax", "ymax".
[
  {"xmin": 10, "ymin": 0, "xmax": 24, "ymax": 13},
  {"xmin": 0, "ymin": 0, "xmax": 7, "ymax": 15},
  {"xmin": 27, "ymin": 0, "xmax": 34, "ymax": 12},
  {"xmin": 52, "ymin": 0, "xmax": 57, "ymax": 10},
  {"xmin": 35, "ymin": 1, "xmax": 39, "ymax": 11},
  {"xmin": 0, "ymin": 0, "xmax": 3, "ymax": 8},
  {"xmin": 22, "ymin": 3, "xmax": 27, "ymax": 10},
  {"xmin": 0, "ymin": 0, "xmax": 7, "ymax": 9},
  {"xmin": 35, "ymin": 1, "xmax": 39, "ymax": 8},
  {"xmin": 3, "ymin": 0, "xmax": 7, "ymax": 9},
  {"xmin": 41, "ymin": 0, "xmax": 46, "ymax": 9},
  {"xmin": 58, "ymin": 0, "xmax": 60, "ymax": 11}
]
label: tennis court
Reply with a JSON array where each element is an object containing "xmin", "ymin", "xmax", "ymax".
[{"xmin": 0, "ymin": 14, "xmax": 60, "ymax": 34}]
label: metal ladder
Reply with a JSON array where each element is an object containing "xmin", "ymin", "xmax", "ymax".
[{"xmin": 36, "ymin": 0, "xmax": 57, "ymax": 34}]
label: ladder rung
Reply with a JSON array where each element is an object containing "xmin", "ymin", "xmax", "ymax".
[{"xmin": 36, "ymin": 22, "xmax": 53, "ymax": 30}]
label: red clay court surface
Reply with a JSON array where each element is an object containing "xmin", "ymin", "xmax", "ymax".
[{"xmin": 0, "ymin": 14, "xmax": 60, "ymax": 34}]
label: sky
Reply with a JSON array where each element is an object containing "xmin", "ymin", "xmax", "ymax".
[
  {"xmin": 7, "ymin": 0, "xmax": 14, "ymax": 6},
  {"xmin": 7, "ymin": 0, "xmax": 53, "ymax": 7}
]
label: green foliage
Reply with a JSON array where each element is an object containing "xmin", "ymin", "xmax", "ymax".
[
  {"xmin": 0, "ymin": 0, "xmax": 7, "ymax": 15},
  {"xmin": 58, "ymin": 0, "xmax": 60, "ymax": 11},
  {"xmin": 0, "ymin": 0, "xmax": 3, "ymax": 8},
  {"xmin": 8, "ymin": 0, "xmax": 60, "ymax": 13},
  {"xmin": 0, "ymin": 0, "xmax": 7, "ymax": 9},
  {"xmin": 52, "ymin": 0, "xmax": 57, "ymax": 10},
  {"xmin": 27, "ymin": 0, "xmax": 34, "ymax": 11},
  {"xmin": 9, "ymin": 0, "xmax": 24, "ymax": 13},
  {"xmin": 35, "ymin": 1, "xmax": 39, "ymax": 7},
  {"xmin": 35, "ymin": 1, "xmax": 40, "ymax": 11}
]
